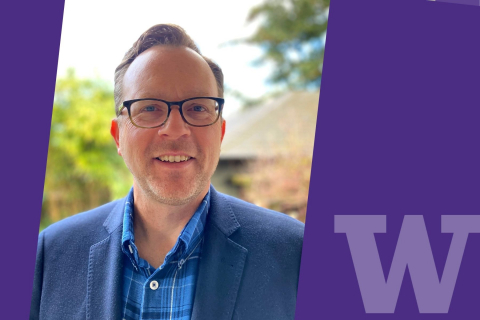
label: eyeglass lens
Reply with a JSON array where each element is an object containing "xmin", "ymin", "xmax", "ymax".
[{"xmin": 129, "ymin": 98, "xmax": 220, "ymax": 127}]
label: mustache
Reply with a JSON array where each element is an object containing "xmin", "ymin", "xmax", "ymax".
[{"xmin": 148, "ymin": 141, "xmax": 199, "ymax": 156}]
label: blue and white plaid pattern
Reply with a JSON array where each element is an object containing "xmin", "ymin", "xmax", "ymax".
[{"xmin": 121, "ymin": 188, "xmax": 209, "ymax": 320}]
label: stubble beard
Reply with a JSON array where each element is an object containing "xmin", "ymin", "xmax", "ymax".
[
  {"xmin": 121, "ymin": 132, "xmax": 221, "ymax": 207},
  {"xmin": 127, "ymin": 152, "xmax": 219, "ymax": 207},
  {"xmin": 141, "ymin": 169, "xmax": 211, "ymax": 206}
]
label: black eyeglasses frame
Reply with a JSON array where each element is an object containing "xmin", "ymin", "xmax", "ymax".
[{"xmin": 118, "ymin": 96, "xmax": 224, "ymax": 128}]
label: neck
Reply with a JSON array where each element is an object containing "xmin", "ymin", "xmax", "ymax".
[{"xmin": 132, "ymin": 183, "xmax": 209, "ymax": 268}]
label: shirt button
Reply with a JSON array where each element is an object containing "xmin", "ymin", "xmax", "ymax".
[{"xmin": 150, "ymin": 280, "xmax": 159, "ymax": 290}]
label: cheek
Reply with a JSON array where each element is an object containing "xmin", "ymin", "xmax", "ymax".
[
  {"xmin": 203, "ymin": 129, "xmax": 223, "ymax": 158},
  {"xmin": 193, "ymin": 132, "xmax": 219, "ymax": 162},
  {"xmin": 120, "ymin": 124, "xmax": 148, "ymax": 157}
]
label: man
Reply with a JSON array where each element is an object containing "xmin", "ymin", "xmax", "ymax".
[{"xmin": 30, "ymin": 24, "xmax": 304, "ymax": 320}]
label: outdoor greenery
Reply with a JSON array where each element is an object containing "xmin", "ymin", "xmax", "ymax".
[
  {"xmin": 236, "ymin": 0, "xmax": 328, "ymax": 222},
  {"xmin": 41, "ymin": 70, "xmax": 132, "ymax": 230},
  {"xmin": 244, "ymin": 0, "xmax": 329, "ymax": 90},
  {"xmin": 41, "ymin": 0, "xmax": 328, "ymax": 228}
]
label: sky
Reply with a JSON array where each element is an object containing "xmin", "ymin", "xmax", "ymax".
[{"xmin": 57, "ymin": 0, "xmax": 273, "ymax": 117}]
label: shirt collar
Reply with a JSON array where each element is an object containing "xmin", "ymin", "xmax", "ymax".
[{"xmin": 121, "ymin": 187, "xmax": 210, "ymax": 268}]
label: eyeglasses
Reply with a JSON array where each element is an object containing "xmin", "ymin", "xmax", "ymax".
[{"xmin": 118, "ymin": 97, "xmax": 224, "ymax": 128}]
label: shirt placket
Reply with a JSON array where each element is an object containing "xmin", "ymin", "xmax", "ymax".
[{"xmin": 140, "ymin": 245, "xmax": 185, "ymax": 320}]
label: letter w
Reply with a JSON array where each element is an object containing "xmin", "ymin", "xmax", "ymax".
[{"xmin": 334, "ymin": 215, "xmax": 480, "ymax": 313}]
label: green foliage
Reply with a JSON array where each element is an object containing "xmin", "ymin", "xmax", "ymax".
[
  {"xmin": 42, "ymin": 70, "xmax": 132, "ymax": 228},
  {"xmin": 245, "ymin": 0, "xmax": 329, "ymax": 89}
]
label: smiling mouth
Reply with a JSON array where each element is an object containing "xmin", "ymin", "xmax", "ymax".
[{"xmin": 155, "ymin": 155, "xmax": 193, "ymax": 163}]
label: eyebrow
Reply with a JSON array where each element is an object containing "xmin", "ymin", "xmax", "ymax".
[{"xmin": 131, "ymin": 91, "xmax": 215, "ymax": 100}]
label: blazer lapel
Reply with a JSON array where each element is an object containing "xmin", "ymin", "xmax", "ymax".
[
  {"xmin": 86, "ymin": 199, "xmax": 125, "ymax": 320},
  {"xmin": 83, "ymin": 189, "xmax": 247, "ymax": 320},
  {"xmin": 192, "ymin": 187, "xmax": 248, "ymax": 320}
]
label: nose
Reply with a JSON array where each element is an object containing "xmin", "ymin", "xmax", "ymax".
[{"xmin": 158, "ymin": 105, "xmax": 190, "ymax": 139}]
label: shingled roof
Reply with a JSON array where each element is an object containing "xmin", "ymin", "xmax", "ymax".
[{"xmin": 220, "ymin": 91, "xmax": 319, "ymax": 160}]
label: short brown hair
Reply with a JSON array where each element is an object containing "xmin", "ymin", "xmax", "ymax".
[{"xmin": 114, "ymin": 24, "xmax": 224, "ymax": 115}]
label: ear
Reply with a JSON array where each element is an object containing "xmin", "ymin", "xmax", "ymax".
[
  {"xmin": 220, "ymin": 119, "xmax": 226, "ymax": 142},
  {"xmin": 110, "ymin": 118, "xmax": 122, "ymax": 156}
]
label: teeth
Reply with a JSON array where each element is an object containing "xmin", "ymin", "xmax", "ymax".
[{"xmin": 158, "ymin": 156, "xmax": 191, "ymax": 163}]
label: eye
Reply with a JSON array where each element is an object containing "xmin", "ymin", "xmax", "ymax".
[
  {"xmin": 143, "ymin": 105, "xmax": 159, "ymax": 112},
  {"xmin": 191, "ymin": 105, "xmax": 206, "ymax": 112}
]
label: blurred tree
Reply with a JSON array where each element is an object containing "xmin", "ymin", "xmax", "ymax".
[
  {"xmin": 229, "ymin": 92, "xmax": 318, "ymax": 223},
  {"xmin": 233, "ymin": 1, "xmax": 326, "ymax": 221},
  {"xmin": 41, "ymin": 70, "xmax": 132, "ymax": 230},
  {"xmin": 244, "ymin": 0, "xmax": 329, "ymax": 90},
  {"xmin": 243, "ymin": 154, "xmax": 311, "ymax": 223}
]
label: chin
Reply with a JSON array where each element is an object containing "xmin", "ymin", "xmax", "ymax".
[
  {"xmin": 153, "ymin": 191, "xmax": 198, "ymax": 206},
  {"xmin": 147, "ymin": 179, "xmax": 208, "ymax": 207}
]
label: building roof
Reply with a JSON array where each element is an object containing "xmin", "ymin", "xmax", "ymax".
[{"xmin": 220, "ymin": 91, "xmax": 319, "ymax": 160}]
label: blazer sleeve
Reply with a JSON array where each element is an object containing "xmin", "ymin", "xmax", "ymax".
[{"xmin": 30, "ymin": 231, "xmax": 45, "ymax": 320}]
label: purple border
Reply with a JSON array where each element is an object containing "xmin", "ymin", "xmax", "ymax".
[
  {"xmin": 0, "ymin": 0, "xmax": 64, "ymax": 316},
  {"xmin": 436, "ymin": 0, "xmax": 480, "ymax": 6},
  {"xmin": 297, "ymin": 0, "xmax": 480, "ymax": 318},
  {"xmin": 3, "ymin": 0, "xmax": 480, "ymax": 318}
]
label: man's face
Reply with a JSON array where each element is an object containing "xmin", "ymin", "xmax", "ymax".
[{"xmin": 111, "ymin": 46, "xmax": 225, "ymax": 206}]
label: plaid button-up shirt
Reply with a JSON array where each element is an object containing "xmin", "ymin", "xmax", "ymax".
[{"xmin": 121, "ymin": 188, "xmax": 209, "ymax": 320}]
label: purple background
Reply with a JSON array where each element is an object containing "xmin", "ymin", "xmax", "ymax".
[
  {"xmin": 297, "ymin": 0, "xmax": 480, "ymax": 319},
  {"xmin": 437, "ymin": 0, "xmax": 479, "ymax": 6},
  {"xmin": 0, "ymin": 0, "xmax": 65, "ymax": 318},
  {"xmin": 3, "ymin": 0, "xmax": 480, "ymax": 319}
]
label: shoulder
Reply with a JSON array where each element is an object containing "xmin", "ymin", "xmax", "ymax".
[
  {"xmin": 40, "ymin": 198, "xmax": 125, "ymax": 248},
  {"xmin": 216, "ymin": 192, "xmax": 304, "ymax": 248},
  {"xmin": 210, "ymin": 191, "xmax": 304, "ymax": 304},
  {"xmin": 221, "ymin": 192, "xmax": 304, "ymax": 231}
]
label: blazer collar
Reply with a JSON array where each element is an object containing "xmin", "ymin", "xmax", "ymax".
[
  {"xmin": 101, "ymin": 186, "xmax": 239, "ymax": 236},
  {"xmin": 102, "ymin": 197, "xmax": 126, "ymax": 234},
  {"xmin": 191, "ymin": 186, "xmax": 248, "ymax": 320},
  {"xmin": 87, "ymin": 198, "xmax": 125, "ymax": 320},
  {"xmin": 206, "ymin": 185, "xmax": 241, "ymax": 237},
  {"xmin": 87, "ymin": 186, "xmax": 248, "ymax": 320}
]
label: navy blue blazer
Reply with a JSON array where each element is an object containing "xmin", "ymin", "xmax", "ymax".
[{"xmin": 30, "ymin": 186, "xmax": 304, "ymax": 320}]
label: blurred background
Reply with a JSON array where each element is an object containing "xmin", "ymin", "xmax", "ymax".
[{"xmin": 41, "ymin": 0, "xmax": 329, "ymax": 230}]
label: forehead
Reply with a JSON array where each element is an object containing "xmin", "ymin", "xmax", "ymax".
[{"xmin": 122, "ymin": 46, "xmax": 217, "ymax": 101}]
